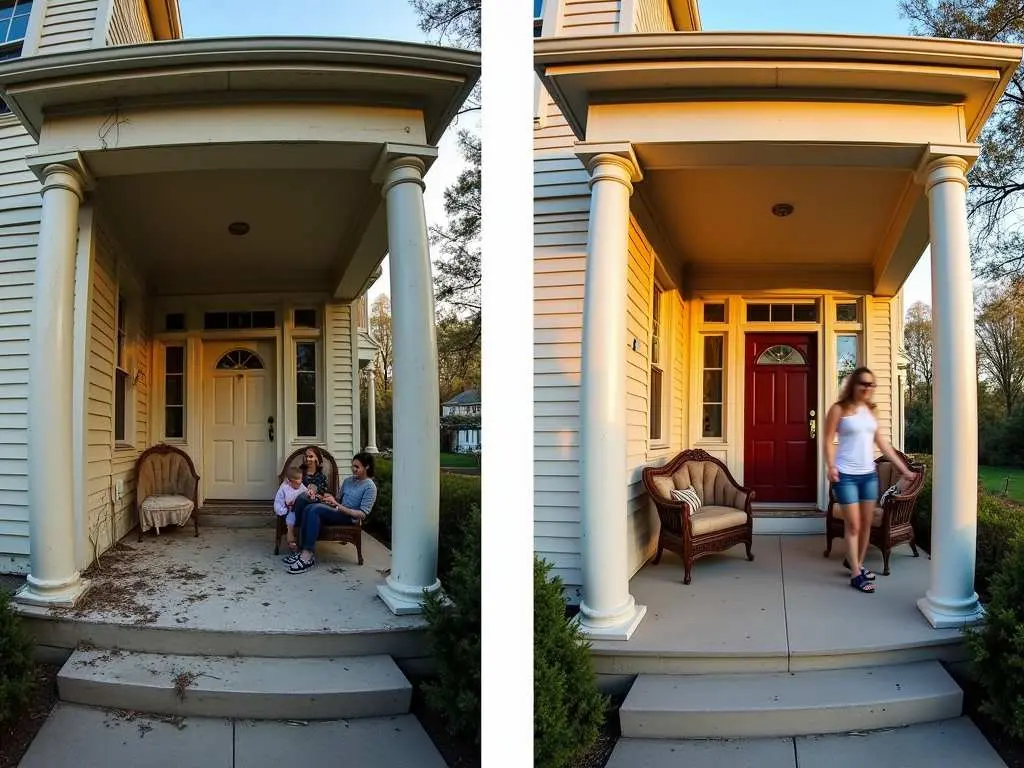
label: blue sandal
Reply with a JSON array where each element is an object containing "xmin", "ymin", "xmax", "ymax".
[{"xmin": 850, "ymin": 572, "xmax": 875, "ymax": 593}]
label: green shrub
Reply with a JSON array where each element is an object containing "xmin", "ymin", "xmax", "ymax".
[
  {"xmin": 967, "ymin": 538, "xmax": 1024, "ymax": 739},
  {"xmin": 363, "ymin": 458, "xmax": 481, "ymax": 584},
  {"xmin": 976, "ymin": 493, "xmax": 1024, "ymax": 602},
  {"xmin": 534, "ymin": 558, "xmax": 606, "ymax": 768},
  {"xmin": 422, "ymin": 505, "xmax": 480, "ymax": 745},
  {"xmin": 0, "ymin": 589, "xmax": 34, "ymax": 724},
  {"xmin": 909, "ymin": 453, "xmax": 933, "ymax": 550}
]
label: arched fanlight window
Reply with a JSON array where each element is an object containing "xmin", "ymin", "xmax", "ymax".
[
  {"xmin": 216, "ymin": 350, "xmax": 265, "ymax": 370},
  {"xmin": 756, "ymin": 344, "xmax": 806, "ymax": 365}
]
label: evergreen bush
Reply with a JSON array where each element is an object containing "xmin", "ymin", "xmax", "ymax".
[
  {"xmin": 0, "ymin": 589, "xmax": 34, "ymax": 724},
  {"xmin": 967, "ymin": 538, "xmax": 1024, "ymax": 739},
  {"xmin": 534, "ymin": 558, "xmax": 606, "ymax": 768}
]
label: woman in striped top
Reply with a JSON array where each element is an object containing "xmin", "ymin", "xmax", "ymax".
[{"xmin": 284, "ymin": 452, "xmax": 378, "ymax": 574}]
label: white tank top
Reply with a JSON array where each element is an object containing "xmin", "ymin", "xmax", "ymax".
[{"xmin": 835, "ymin": 405, "xmax": 877, "ymax": 475}]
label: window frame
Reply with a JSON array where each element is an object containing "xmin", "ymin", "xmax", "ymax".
[
  {"xmin": 701, "ymin": 334, "xmax": 726, "ymax": 440},
  {"xmin": 295, "ymin": 340, "xmax": 320, "ymax": 440},
  {"xmin": 0, "ymin": 0, "xmax": 32, "ymax": 112},
  {"xmin": 113, "ymin": 292, "xmax": 133, "ymax": 448},
  {"xmin": 163, "ymin": 344, "xmax": 186, "ymax": 441},
  {"xmin": 649, "ymin": 281, "xmax": 666, "ymax": 444}
]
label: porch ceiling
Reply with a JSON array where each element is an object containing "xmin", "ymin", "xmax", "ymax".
[{"xmin": 97, "ymin": 168, "xmax": 369, "ymax": 296}]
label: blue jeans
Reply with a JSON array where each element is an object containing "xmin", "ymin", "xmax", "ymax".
[
  {"xmin": 299, "ymin": 503, "xmax": 356, "ymax": 552},
  {"xmin": 834, "ymin": 471, "xmax": 879, "ymax": 505}
]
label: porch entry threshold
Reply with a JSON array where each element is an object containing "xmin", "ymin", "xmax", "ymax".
[{"xmin": 751, "ymin": 503, "xmax": 822, "ymax": 519}]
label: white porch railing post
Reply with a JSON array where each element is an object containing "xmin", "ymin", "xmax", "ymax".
[
  {"xmin": 917, "ymin": 155, "xmax": 985, "ymax": 628},
  {"xmin": 364, "ymin": 363, "xmax": 379, "ymax": 454},
  {"xmin": 376, "ymin": 155, "xmax": 441, "ymax": 615},
  {"xmin": 575, "ymin": 150, "xmax": 647, "ymax": 640},
  {"xmin": 17, "ymin": 163, "xmax": 91, "ymax": 607}
]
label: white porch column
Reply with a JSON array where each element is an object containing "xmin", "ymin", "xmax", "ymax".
[
  {"xmin": 376, "ymin": 155, "xmax": 441, "ymax": 615},
  {"xmin": 576, "ymin": 150, "xmax": 647, "ymax": 640},
  {"xmin": 364, "ymin": 363, "xmax": 379, "ymax": 454},
  {"xmin": 17, "ymin": 163, "xmax": 90, "ymax": 607},
  {"xmin": 917, "ymin": 155, "xmax": 985, "ymax": 628}
]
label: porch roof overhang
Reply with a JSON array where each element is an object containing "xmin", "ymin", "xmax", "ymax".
[
  {"xmin": 0, "ymin": 36, "xmax": 479, "ymax": 145},
  {"xmin": 0, "ymin": 38, "xmax": 479, "ymax": 300},
  {"xmin": 536, "ymin": 33, "xmax": 1023, "ymax": 297}
]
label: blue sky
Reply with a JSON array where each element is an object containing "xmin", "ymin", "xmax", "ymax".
[{"xmin": 177, "ymin": 0, "xmax": 474, "ymax": 305}]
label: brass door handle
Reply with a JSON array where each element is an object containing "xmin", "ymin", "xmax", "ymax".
[
  {"xmin": 809, "ymin": 409, "xmax": 816, "ymax": 439},
  {"xmin": 268, "ymin": 416, "xmax": 275, "ymax": 442}
]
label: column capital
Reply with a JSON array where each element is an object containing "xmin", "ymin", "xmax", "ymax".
[
  {"xmin": 371, "ymin": 142, "xmax": 438, "ymax": 190},
  {"xmin": 575, "ymin": 142, "xmax": 643, "ymax": 186},
  {"xmin": 26, "ymin": 151, "xmax": 93, "ymax": 195},
  {"xmin": 914, "ymin": 143, "xmax": 979, "ymax": 191}
]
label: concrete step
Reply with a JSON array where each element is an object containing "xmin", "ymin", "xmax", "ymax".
[
  {"xmin": 198, "ymin": 505, "xmax": 273, "ymax": 528},
  {"xmin": 58, "ymin": 649, "xmax": 412, "ymax": 720},
  {"xmin": 607, "ymin": 717, "xmax": 1006, "ymax": 768},
  {"xmin": 619, "ymin": 660, "xmax": 962, "ymax": 739}
]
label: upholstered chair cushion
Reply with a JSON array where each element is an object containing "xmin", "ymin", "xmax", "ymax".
[
  {"xmin": 650, "ymin": 474, "xmax": 676, "ymax": 502},
  {"xmin": 140, "ymin": 495, "xmax": 194, "ymax": 534},
  {"xmin": 690, "ymin": 506, "xmax": 748, "ymax": 536},
  {"xmin": 137, "ymin": 452, "xmax": 195, "ymax": 501},
  {"xmin": 671, "ymin": 461, "xmax": 748, "ymax": 510}
]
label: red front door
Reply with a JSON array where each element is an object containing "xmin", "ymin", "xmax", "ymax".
[{"xmin": 744, "ymin": 333, "xmax": 817, "ymax": 503}]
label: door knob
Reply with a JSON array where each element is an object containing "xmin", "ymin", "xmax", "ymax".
[
  {"xmin": 267, "ymin": 416, "xmax": 275, "ymax": 442},
  {"xmin": 809, "ymin": 410, "xmax": 816, "ymax": 439}
]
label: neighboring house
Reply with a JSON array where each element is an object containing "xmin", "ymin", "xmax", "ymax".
[
  {"xmin": 0, "ymin": 0, "xmax": 478, "ymax": 617},
  {"xmin": 442, "ymin": 389, "xmax": 481, "ymax": 452},
  {"xmin": 534, "ymin": 0, "xmax": 1019, "ymax": 637}
]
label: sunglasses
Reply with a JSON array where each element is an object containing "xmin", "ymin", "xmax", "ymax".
[{"xmin": 857, "ymin": 380, "xmax": 875, "ymax": 388}]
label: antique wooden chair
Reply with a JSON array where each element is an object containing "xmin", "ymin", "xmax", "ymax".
[
  {"xmin": 134, "ymin": 444, "xmax": 200, "ymax": 541},
  {"xmin": 824, "ymin": 450, "xmax": 926, "ymax": 575},
  {"xmin": 642, "ymin": 448, "xmax": 755, "ymax": 584},
  {"xmin": 273, "ymin": 446, "xmax": 363, "ymax": 565}
]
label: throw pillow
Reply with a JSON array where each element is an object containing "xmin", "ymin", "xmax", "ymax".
[
  {"xmin": 879, "ymin": 482, "xmax": 901, "ymax": 506},
  {"xmin": 670, "ymin": 486, "xmax": 702, "ymax": 515}
]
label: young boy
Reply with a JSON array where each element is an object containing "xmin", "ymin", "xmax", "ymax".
[{"xmin": 274, "ymin": 466, "xmax": 307, "ymax": 553}]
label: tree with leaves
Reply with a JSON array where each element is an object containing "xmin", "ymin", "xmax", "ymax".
[
  {"xmin": 901, "ymin": 0, "xmax": 1024, "ymax": 278},
  {"xmin": 903, "ymin": 301, "xmax": 935, "ymax": 405},
  {"xmin": 976, "ymin": 280, "xmax": 1024, "ymax": 417},
  {"xmin": 369, "ymin": 294, "xmax": 393, "ymax": 396}
]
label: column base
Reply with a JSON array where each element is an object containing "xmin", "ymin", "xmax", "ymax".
[
  {"xmin": 574, "ymin": 600, "xmax": 647, "ymax": 641},
  {"xmin": 917, "ymin": 593, "xmax": 985, "ymax": 629},
  {"xmin": 15, "ymin": 575, "xmax": 91, "ymax": 608},
  {"xmin": 377, "ymin": 576, "xmax": 442, "ymax": 616},
  {"xmin": 364, "ymin": 445, "xmax": 379, "ymax": 454}
]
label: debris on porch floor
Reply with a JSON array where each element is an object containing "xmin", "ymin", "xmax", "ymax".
[{"xmin": 43, "ymin": 526, "xmax": 422, "ymax": 635}]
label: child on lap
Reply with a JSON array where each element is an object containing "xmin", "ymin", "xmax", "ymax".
[{"xmin": 274, "ymin": 467, "xmax": 307, "ymax": 552}]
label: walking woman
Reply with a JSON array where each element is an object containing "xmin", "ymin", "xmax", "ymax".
[{"xmin": 824, "ymin": 367, "xmax": 915, "ymax": 593}]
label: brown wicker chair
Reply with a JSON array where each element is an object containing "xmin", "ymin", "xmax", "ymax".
[
  {"xmin": 134, "ymin": 444, "xmax": 200, "ymax": 541},
  {"xmin": 642, "ymin": 449, "xmax": 755, "ymax": 584},
  {"xmin": 273, "ymin": 446, "xmax": 363, "ymax": 565},
  {"xmin": 824, "ymin": 450, "xmax": 926, "ymax": 575}
]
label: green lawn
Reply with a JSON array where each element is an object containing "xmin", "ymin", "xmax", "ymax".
[
  {"xmin": 441, "ymin": 451, "xmax": 480, "ymax": 468},
  {"xmin": 979, "ymin": 465, "xmax": 1024, "ymax": 503}
]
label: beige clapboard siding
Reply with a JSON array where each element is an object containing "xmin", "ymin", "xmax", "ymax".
[
  {"xmin": 85, "ymin": 225, "xmax": 152, "ymax": 557},
  {"xmin": 562, "ymin": 0, "xmax": 620, "ymax": 35},
  {"xmin": 534, "ymin": 154, "xmax": 591, "ymax": 595},
  {"xmin": 867, "ymin": 296, "xmax": 894, "ymax": 443},
  {"xmin": 633, "ymin": 0, "xmax": 673, "ymax": 32},
  {"xmin": 107, "ymin": 0, "xmax": 153, "ymax": 45},
  {"xmin": 0, "ymin": 120, "xmax": 39, "ymax": 568},
  {"xmin": 535, "ymin": 93, "xmax": 578, "ymax": 153},
  {"xmin": 37, "ymin": 0, "xmax": 101, "ymax": 54},
  {"xmin": 325, "ymin": 302, "xmax": 355, "ymax": 461}
]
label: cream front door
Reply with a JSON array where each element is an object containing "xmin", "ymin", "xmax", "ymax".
[{"xmin": 203, "ymin": 340, "xmax": 277, "ymax": 500}]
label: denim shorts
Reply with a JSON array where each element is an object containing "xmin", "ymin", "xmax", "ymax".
[{"xmin": 834, "ymin": 471, "xmax": 879, "ymax": 505}]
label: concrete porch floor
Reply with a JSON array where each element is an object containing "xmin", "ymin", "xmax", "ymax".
[
  {"xmin": 590, "ymin": 535, "xmax": 968, "ymax": 675},
  {"xmin": 14, "ymin": 527, "xmax": 428, "ymax": 663}
]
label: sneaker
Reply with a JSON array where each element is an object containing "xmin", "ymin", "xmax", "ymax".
[
  {"xmin": 288, "ymin": 555, "xmax": 316, "ymax": 574},
  {"xmin": 282, "ymin": 552, "xmax": 301, "ymax": 564}
]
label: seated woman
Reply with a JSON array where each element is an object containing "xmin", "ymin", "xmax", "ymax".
[
  {"xmin": 286, "ymin": 446, "xmax": 331, "ymax": 546},
  {"xmin": 283, "ymin": 452, "xmax": 377, "ymax": 573}
]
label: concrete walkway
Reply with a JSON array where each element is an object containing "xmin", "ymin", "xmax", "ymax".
[
  {"xmin": 607, "ymin": 717, "xmax": 1007, "ymax": 768},
  {"xmin": 18, "ymin": 703, "xmax": 447, "ymax": 768}
]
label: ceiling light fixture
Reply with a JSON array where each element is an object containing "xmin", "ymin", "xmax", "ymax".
[
  {"xmin": 228, "ymin": 222, "xmax": 250, "ymax": 236},
  {"xmin": 771, "ymin": 203, "xmax": 794, "ymax": 218}
]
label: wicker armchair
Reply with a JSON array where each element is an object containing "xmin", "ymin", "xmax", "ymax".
[
  {"xmin": 273, "ymin": 446, "xmax": 363, "ymax": 565},
  {"xmin": 134, "ymin": 444, "xmax": 200, "ymax": 541},
  {"xmin": 642, "ymin": 449, "xmax": 755, "ymax": 584},
  {"xmin": 824, "ymin": 450, "xmax": 926, "ymax": 575}
]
